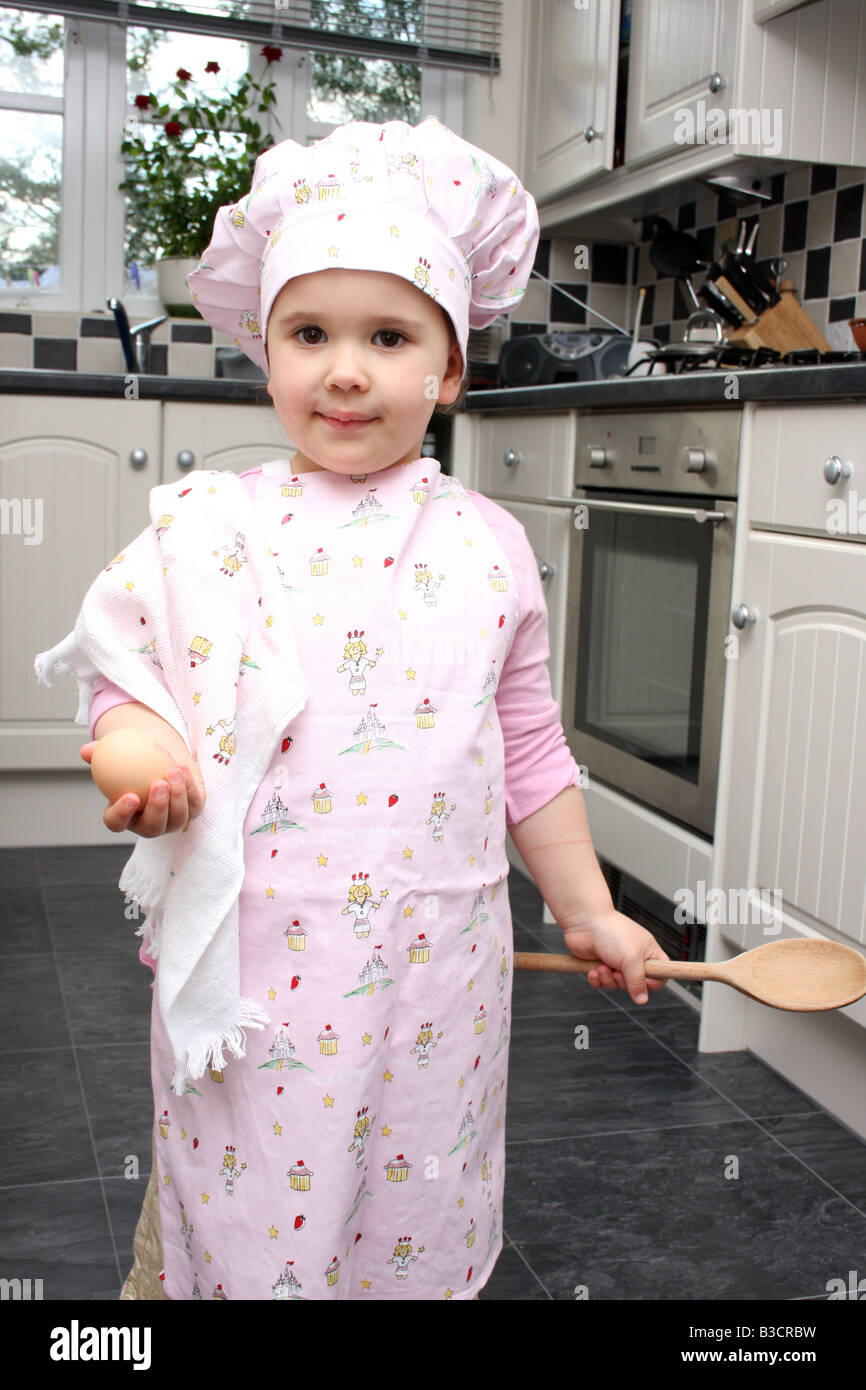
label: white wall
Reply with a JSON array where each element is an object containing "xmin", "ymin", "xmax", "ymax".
[{"xmin": 461, "ymin": 0, "xmax": 529, "ymax": 177}]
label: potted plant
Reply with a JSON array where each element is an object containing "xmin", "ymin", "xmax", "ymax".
[{"xmin": 120, "ymin": 46, "xmax": 284, "ymax": 316}]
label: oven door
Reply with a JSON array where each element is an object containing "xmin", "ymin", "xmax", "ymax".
[{"xmin": 562, "ymin": 490, "xmax": 736, "ymax": 839}]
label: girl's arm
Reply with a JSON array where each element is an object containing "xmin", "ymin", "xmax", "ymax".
[
  {"xmin": 508, "ymin": 783, "xmax": 613, "ymax": 926},
  {"xmin": 509, "ymin": 785, "xmax": 670, "ymax": 1005}
]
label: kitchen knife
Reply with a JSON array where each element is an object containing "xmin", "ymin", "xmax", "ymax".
[
  {"xmin": 719, "ymin": 250, "xmax": 770, "ymax": 315},
  {"xmin": 705, "ymin": 269, "xmax": 758, "ymax": 323},
  {"xmin": 723, "ymin": 220, "xmax": 778, "ymax": 312},
  {"xmin": 739, "ymin": 229, "xmax": 781, "ymax": 306},
  {"xmin": 698, "ymin": 281, "xmax": 744, "ymax": 328}
]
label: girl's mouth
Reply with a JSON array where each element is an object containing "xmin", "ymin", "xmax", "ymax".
[{"xmin": 320, "ymin": 414, "xmax": 376, "ymax": 431}]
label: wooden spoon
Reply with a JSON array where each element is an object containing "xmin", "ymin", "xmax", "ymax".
[{"xmin": 513, "ymin": 938, "xmax": 866, "ymax": 1012}]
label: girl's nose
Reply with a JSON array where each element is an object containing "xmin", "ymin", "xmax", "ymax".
[{"xmin": 322, "ymin": 342, "xmax": 370, "ymax": 390}]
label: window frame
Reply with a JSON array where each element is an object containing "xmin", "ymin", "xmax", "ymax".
[{"xmin": 0, "ymin": 12, "xmax": 465, "ymax": 318}]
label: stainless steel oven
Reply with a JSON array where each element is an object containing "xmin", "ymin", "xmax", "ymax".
[{"xmin": 561, "ymin": 408, "xmax": 741, "ymax": 839}]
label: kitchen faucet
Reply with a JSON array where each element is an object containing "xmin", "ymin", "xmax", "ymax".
[{"xmin": 107, "ymin": 297, "xmax": 167, "ymax": 374}]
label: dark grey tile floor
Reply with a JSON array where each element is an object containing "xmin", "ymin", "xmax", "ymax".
[{"xmin": 2, "ymin": 844, "xmax": 865, "ymax": 1301}]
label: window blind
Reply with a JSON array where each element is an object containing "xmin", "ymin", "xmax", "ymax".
[{"xmin": 9, "ymin": 0, "xmax": 502, "ymax": 73}]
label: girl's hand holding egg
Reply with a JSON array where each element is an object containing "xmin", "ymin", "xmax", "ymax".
[{"xmin": 80, "ymin": 728, "xmax": 207, "ymax": 837}]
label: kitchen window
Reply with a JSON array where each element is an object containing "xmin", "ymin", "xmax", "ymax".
[
  {"xmin": 0, "ymin": 0, "xmax": 495, "ymax": 317},
  {"xmin": 0, "ymin": 8, "xmax": 65, "ymax": 296}
]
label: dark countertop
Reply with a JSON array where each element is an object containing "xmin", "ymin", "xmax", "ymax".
[
  {"xmin": 2, "ymin": 363, "xmax": 866, "ymax": 408},
  {"xmin": 0, "ymin": 369, "xmax": 268, "ymax": 402},
  {"xmin": 464, "ymin": 362, "xmax": 866, "ymax": 410}
]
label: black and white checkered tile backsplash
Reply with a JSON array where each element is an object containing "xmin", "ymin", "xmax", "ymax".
[{"xmin": 512, "ymin": 163, "xmax": 866, "ymax": 353}]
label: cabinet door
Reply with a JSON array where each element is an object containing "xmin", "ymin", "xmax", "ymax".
[
  {"xmin": 749, "ymin": 403, "xmax": 864, "ymax": 541},
  {"xmin": 625, "ymin": 0, "xmax": 740, "ymax": 167},
  {"xmin": 475, "ymin": 412, "xmax": 576, "ymax": 501},
  {"xmin": 1, "ymin": 396, "xmax": 161, "ymax": 770},
  {"xmin": 524, "ymin": 0, "xmax": 621, "ymax": 202},
  {"xmin": 720, "ymin": 530, "xmax": 866, "ymax": 952},
  {"xmin": 161, "ymin": 399, "xmax": 295, "ymax": 482}
]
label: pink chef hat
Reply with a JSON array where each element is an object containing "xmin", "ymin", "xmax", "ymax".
[{"xmin": 186, "ymin": 115, "xmax": 539, "ymax": 378}]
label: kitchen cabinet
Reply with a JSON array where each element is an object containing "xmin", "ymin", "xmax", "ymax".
[
  {"xmin": 532, "ymin": 0, "xmax": 866, "ymax": 227},
  {"xmin": 626, "ymin": 0, "xmax": 866, "ymax": 169},
  {"xmin": 748, "ymin": 403, "xmax": 864, "ymax": 542},
  {"xmin": 524, "ymin": 0, "xmax": 622, "ymax": 201},
  {"xmin": 474, "ymin": 411, "xmax": 576, "ymax": 502},
  {"xmin": 625, "ymin": 0, "xmax": 740, "ymax": 167},
  {"xmin": 1, "ymin": 395, "xmax": 161, "ymax": 774},
  {"xmin": 718, "ymin": 529, "xmax": 866, "ymax": 956},
  {"xmin": 704, "ymin": 401, "xmax": 866, "ymax": 1139},
  {"xmin": 0, "ymin": 393, "xmax": 296, "ymax": 845},
  {"xmin": 162, "ymin": 400, "xmax": 291, "ymax": 483}
]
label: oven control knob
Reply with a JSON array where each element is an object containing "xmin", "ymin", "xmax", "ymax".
[
  {"xmin": 503, "ymin": 448, "xmax": 522, "ymax": 468},
  {"xmin": 731, "ymin": 604, "xmax": 758, "ymax": 630},
  {"xmin": 588, "ymin": 446, "xmax": 609, "ymax": 467},
  {"xmin": 684, "ymin": 447, "xmax": 709, "ymax": 472},
  {"xmin": 823, "ymin": 455, "xmax": 852, "ymax": 484}
]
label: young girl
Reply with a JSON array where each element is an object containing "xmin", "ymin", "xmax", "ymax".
[{"xmin": 35, "ymin": 116, "xmax": 668, "ymax": 1301}]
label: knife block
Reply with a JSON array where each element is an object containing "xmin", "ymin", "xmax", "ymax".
[{"xmin": 725, "ymin": 287, "xmax": 830, "ymax": 353}]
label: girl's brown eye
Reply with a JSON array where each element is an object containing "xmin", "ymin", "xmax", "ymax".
[
  {"xmin": 375, "ymin": 330, "xmax": 404, "ymax": 348},
  {"xmin": 298, "ymin": 326, "xmax": 323, "ymax": 344}
]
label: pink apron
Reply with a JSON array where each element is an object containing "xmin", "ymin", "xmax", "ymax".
[{"xmin": 150, "ymin": 457, "xmax": 517, "ymax": 1299}]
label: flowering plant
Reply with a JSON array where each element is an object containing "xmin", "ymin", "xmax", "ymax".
[{"xmin": 120, "ymin": 46, "xmax": 285, "ymax": 264}]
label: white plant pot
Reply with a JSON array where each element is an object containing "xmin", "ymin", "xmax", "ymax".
[{"xmin": 156, "ymin": 256, "xmax": 200, "ymax": 317}]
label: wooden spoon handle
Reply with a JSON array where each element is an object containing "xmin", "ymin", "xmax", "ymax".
[
  {"xmin": 514, "ymin": 952, "xmax": 710, "ymax": 981},
  {"xmin": 514, "ymin": 941, "xmax": 866, "ymax": 1012}
]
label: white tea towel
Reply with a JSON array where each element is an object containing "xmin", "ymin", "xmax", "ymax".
[{"xmin": 34, "ymin": 467, "xmax": 308, "ymax": 1093}]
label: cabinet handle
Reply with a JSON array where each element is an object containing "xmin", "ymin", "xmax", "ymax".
[
  {"xmin": 708, "ymin": 72, "xmax": 725, "ymax": 93},
  {"xmin": 177, "ymin": 450, "xmax": 195, "ymax": 470},
  {"xmin": 824, "ymin": 455, "xmax": 852, "ymax": 484},
  {"xmin": 129, "ymin": 448, "xmax": 148, "ymax": 469},
  {"xmin": 731, "ymin": 604, "xmax": 758, "ymax": 630},
  {"xmin": 503, "ymin": 448, "xmax": 522, "ymax": 468},
  {"xmin": 536, "ymin": 555, "xmax": 556, "ymax": 582},
  {"xmin": 583, "ymin": 125, "xmax": 601, "ymax": 142}
]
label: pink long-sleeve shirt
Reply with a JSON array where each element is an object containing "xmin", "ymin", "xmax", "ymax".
[{"xmin": 89, "ymin": 467, "xmax": 578, "ymax": 828}]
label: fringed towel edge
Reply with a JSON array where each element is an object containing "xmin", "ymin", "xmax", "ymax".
[{"xmin": 169, "ymin": 1000, "xmax": 272, "ymax": 1095}]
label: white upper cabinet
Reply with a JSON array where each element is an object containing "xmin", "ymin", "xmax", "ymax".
[
  {"xmin": 524, "ymin": 0, "xmax": 622, "ymax": 201},
  {"xmin": 626, "ymin": 0, "xmax": 866, "ymax": 170},
  {"xmin": 625, "ymin": 0, "xmax": 740, "ymax": 167}
]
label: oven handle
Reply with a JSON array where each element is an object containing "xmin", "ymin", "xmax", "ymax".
[{"xmin": 501, "ymin": 494, "xmax": 729, "ymax": 523}]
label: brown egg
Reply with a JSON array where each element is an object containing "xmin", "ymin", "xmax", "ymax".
[{"xmin": 90, "ymin": 727, "xmax": 176, "ymax": 805}]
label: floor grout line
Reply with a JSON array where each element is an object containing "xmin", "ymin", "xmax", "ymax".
[
  {"xmin": 500, "ymin": 1228, "xmax": 554, "ymax": 1299},
  {"xmin": 0, "ymin": 1172, "xmax": 152, "ymax": 1193}
]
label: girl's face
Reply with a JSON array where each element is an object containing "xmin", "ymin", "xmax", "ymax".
[{"xmin": 265, "ymin": 268, "xmax": 463, "ymax": 476}]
